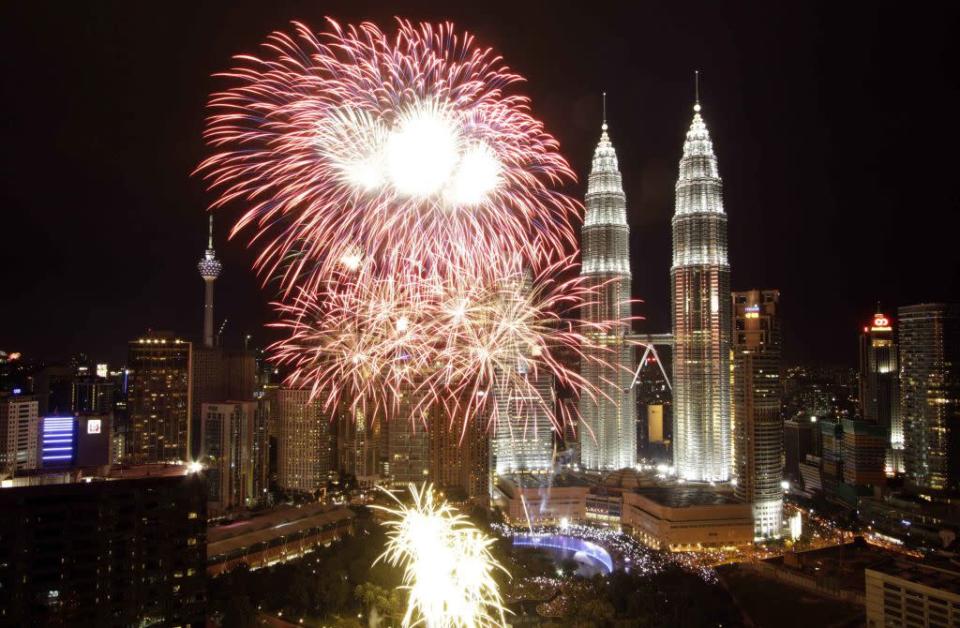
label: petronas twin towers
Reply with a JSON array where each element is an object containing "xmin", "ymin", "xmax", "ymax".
[
  {"xmin": 578, "ymin": 118, "xmax": 637, "ymax": 470},
  {"xmin": 580, "ymin": 95, "xmax": 731, "ymax": 482}
]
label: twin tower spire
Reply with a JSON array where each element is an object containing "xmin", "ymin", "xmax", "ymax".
[{"xmin": 579, "ymin": 76, "xmax": 731, "ymax": 482}]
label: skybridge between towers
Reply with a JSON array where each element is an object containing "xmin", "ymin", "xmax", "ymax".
[{"xmin": 627, "ymin": 332, "xmax": 673, "ymax": 390}]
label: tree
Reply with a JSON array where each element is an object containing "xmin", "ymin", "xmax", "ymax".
[{"xmin": 356, "ymin": 582, "xmax": 403, "ymax": 626}]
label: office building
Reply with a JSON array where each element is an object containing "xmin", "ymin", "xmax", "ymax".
[
  {"xmin": 647, "ymin": 404, "xmax": 665, "ymax": 445},
  {"xmin": 0, "ymin": 393, "xmax": 39, "ymax": 475},
  {"xmin": 127, "ymin": 332, "xmax": 193, "ymax": 464},
  {"xmin": 622, "ymin": 487, "xmax": 754, "ymax": 551},
  {"xmin": 71, "ymin": 373, "xmax": 114, "ymax": 414},
  {"xmin": 202, "ymin": 401, "xmax": 259, "ymax": 514},
  {"xmin": 821, "ymin": 419, "xmax": 844, "ymax": 486},
  {"xmin": 33, "ymin": 364, "xmax": 72, "ymax": 416},
  {"xmin": 578, "ymin": 105, "xmax": 637, "ymax": 471},
  {"xmin": 784, "ymin": 416, "xmax": 814, "ymax": 484},
  {"xmin": 276, "ymin": 388, "xmax": 335, "ymax": 493},
  {"xmin": 0, "ymin": 465, "xmax": 206, "ymax": 626},
  {"xmin": 899, "ymin": 304, "xmax": 960, "ymax": 491},
  {"xmin": 336, "ymin": 407, "xmax": 380, "ymax": 487},
  {"xmin": 491, "ymin": 369, "xmax": 555, "ymax": 482},
  {"xmin": 841, "ymin": 419, "xmax": 887, "ymax": 487},
  {"xmin": 866, "ymin": 560, "xmax": 960, "ymax": 627},
  {"xmin": 39, "ymin": 416, "xmax": 76, "ymax": 469},
  {"xmin": 671, "ymin": 95, "xmax": 732, "ymax": 482},
  {"xmin": 859, "ymin": 311, "xmax": 903, "ymax": 476},
  {"xmin": 732, "ymin": 289, "xmax": 783, "ymax": 538},
  {"xmin": 76, "ymin": 414, "xmax": 112, "ymax": 467},
  {"xmin": 429, "ymin": 407, "xmax": 489, "ymax": 500}
]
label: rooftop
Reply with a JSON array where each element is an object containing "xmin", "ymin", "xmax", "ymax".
[
  {"xmin": 208, "ymin": 503, "xmax": 354, "ymax": 559},
  {"xmin": 633, "ymin": 485, "xmax": 744, "ymax": 508},
  {"xmin": 869, "ymin": 559, "xmax": 960, "ymax": 596},
  {"xmin": 498, "ymin": 472, "xmax": 588, "ymax": 490}
]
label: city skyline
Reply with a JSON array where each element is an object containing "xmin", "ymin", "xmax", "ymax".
[
  {"xmin": 3, "ymin": 8, "xmax": 960, "ymax": 627},
  {"xmin": 2, "ymin": 2, "xmax": 958, "ymax": 367}
]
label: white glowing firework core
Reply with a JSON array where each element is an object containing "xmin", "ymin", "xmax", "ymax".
[
  {"xmin": 376, "ymin": 484, "xmax": 508, "ymax": 628},
  {"xmin": 447, "ymin": 143, "xmax": 501, "ymax": 206},
  {"xmin": 387, "ymin": 105, "xmax": 460, "ymax": 197},
  {"xmin": 340, "ymin": 250, "xmax": 363, "ymax": 271}
]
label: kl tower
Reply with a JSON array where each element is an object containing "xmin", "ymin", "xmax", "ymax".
[{"xmin": 197, "ymin": 215, "xmax": 222, "ymax": 348}]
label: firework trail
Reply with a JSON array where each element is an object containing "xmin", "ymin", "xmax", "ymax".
[{"xmin": 375, "ymin": 484, "xmax": 509, "ymax": 627}]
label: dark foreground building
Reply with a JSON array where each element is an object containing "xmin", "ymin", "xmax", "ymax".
[{"xmin": 0, "ymin": 465, "xmax": 206, "ymax": 626}]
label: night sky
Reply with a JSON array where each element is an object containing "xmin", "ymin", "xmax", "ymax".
[{"xmin": 2, "ymin": 1, "xmax": 958, "ymax": 366}]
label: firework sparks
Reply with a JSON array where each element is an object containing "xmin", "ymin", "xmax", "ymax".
[
  {"xmin": 197, "ymin": 19, "xmax": 578, "ymax": 294},
  {"xmin": 269, "ymin": 255, "xmax": 624, "ymax": 433},
  {"xmin": 376, "ymin": 484, "xmax": 509, "ymax": 628},
  {"xmin": 199, "ymin": 18, "xmax": 632, "ymax": 443}
]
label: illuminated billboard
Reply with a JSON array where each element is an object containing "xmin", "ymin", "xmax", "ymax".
[{"xmin": 41, "ymin": 416, "xmax": 76, "ymax": 466}]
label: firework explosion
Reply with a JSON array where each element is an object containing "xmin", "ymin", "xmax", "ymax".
[
  {"xmin": 376, "ymin": 484, "xmax": 508, "ymax": 627},
  {"xmin": 199, "ymin": 18, "xmax": 628, "ymax": 432},
  {"xmin": 270, "ymin": 255, "xmax": 618, "ymax": 432},
  {"xmin": 198, "ymin": 19, "xmax": 578, "ymax": 294}
]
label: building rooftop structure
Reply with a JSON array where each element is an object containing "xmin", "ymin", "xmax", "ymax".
[
  {"xmin": 869, "ymin": 559, "xmax": 960, "ymax": 596},
  {"xmin": 498, "ymin": 471, "xmax": 589, "ymax": 490},
  {"xmin": 633, "ymin": 485, "xmax": 743, "ymax": 508},
  {"xmin": 207, "ymin": 503, "xmax": 354, "ymax": 560}
]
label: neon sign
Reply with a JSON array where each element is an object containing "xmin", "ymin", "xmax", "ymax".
[{"xmin": 870, "ymin": 314, "xmax": 892, "ymax": 332}]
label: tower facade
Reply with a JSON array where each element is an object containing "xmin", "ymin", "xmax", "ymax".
[
  {"xmin": 127, "ymin": 332, "xmax": 193, "ymax": 463},
  {"xmin": 732, "ymin": 289, "xmax": 782, "ymax": 538},
  {"xmin": 275, "ymin": 388, "xmax": 335, "ymax": 493},
  {"xmin": 671, "ymin": 100, "xmax": 732, "ymax": 482},
  {"xmin": 197, "ymin": 215, "xmax": 222, "ymax": 349},
  {"xmin": 899, "ymin": 303, "xmax": 960, "ymax": 491},
  {"xmin": 859, "ymin": 311, "xmax": 903, "ymax": 472},
  {"xmin": 578, "ymin": 113, "xmax": 637, "ymax": 471}
]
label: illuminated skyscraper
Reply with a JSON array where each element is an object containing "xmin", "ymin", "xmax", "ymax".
[
  {"xmin": 899, "ymin": 304, "xmax": 960, "ymax": 491},
  {"xmin": 491, "ymin": 370, "xmax": 555, "ymax": 477},
  {"xmin": 127, "ymin": 332, "xmax": 192, "ymax": 463},
  {"xmin": 275, "ymin": 388, "xmax": 335, "ymax": 493},
  {"xmin": 202, "ymin": 400, "xmax": 258, "ymax": 513},
  {"xmin": 732, "ymin": 289, "xmax": 782, "ymax": 538},
  {"xmin": 859, "ymin": 310, "xmax": 903, "ymax": 472},
  {"xmin": 671, "ymin": 92, "xmax": 732, "ymax": 482},
  {"xmin": 578, "ymin": 102, "xmax": 637, "ymax": 471}
]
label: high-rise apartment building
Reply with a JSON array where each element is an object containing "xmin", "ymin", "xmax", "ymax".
[
  {"xmin": 336, "ymin": 407, "xmax": 380, "ymax": 486},
  {"xmin": 385, "ymin": 394, "xmax": 431, "ymax": 486},
  {"xmin": 127, "ymin": 332, "xmax": 192, "ymax": 464},
  {"xmin": 732, "ymin": 289, "xmax": 782, "ymax": 538},
  {"xmin": 672, "ymin": 96, "xmax": 732, "ymax": 482},
  {"xmin": 0, "ymin": 466, "xmax": 206, "ymax": 625},
  {"xmin": 202, "ymin": 401, "xmax": 259, "ymax": 513},
  {"xmin": 578, "ymin": 107, "xmax": 637, "ymax": 471},
  {"xmin": 899, "ymin": 304, "xmax": 960, "ymax": 491},
  {"xmin": 275, "ymin": 388, "xmax": 335, "ymax": 493},
  {"xmin": 429, "ymin": 407, "xmax": 489, "ymax": 501},
  {"xmin": 859, "ymin": 311, "xmax": 903, "ymax": 469},
  {"xmin": 0, "ymin": 393, "xmax": 39, "ymax": 475}
]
